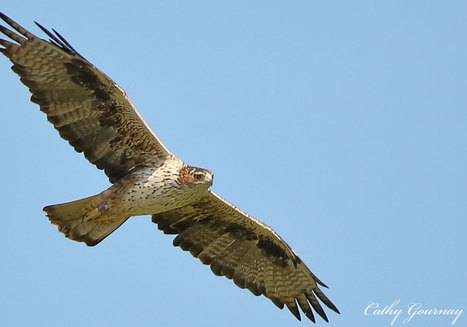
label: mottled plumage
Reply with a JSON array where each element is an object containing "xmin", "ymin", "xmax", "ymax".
[{"xmin": 0, "ymin": 13, "xmax": 339, "ymax": 323}]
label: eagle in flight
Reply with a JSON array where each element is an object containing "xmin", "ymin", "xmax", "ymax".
[{"xmin": 0, "ymin": 13, "xmax": 339, "ymax": 323}]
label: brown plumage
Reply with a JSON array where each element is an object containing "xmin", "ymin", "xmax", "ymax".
[{"xmin": 0, "ymin": 13, "xmax": 339, "ymax": 323}]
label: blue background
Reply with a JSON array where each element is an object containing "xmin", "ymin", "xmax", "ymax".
[{"xmin": 0, "ymin": 1, "xmax": 465, "ymax": 326}]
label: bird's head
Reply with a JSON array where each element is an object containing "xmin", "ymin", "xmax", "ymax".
[{"xmin": 178, "ymin": 165, "xmax": 213, "ymax": 189}]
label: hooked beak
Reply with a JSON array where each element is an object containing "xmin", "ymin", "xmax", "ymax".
[{"xmin": 206, "ymin": 172, "xmax": 214, "ymax": 186}]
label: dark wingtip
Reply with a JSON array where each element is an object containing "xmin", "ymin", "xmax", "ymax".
[
  {"xmin": 317, "ymin": 306, "xmax": 329, "ymax": 322},
  {"xmin": 0, "ymin": 13, "xmax": 34, "ymax": 39},
  {"xmin": 327, "ymin": 301, "xmax": 340, "ymax": 314},
  {"xmin": 34, "ymin": 20, "xmax": 77, "ymax": 55},
  {"xmin": 286, "ymin": 302, "xmax": 302, "ymax": 321},
  {"xmin": 312, "ymin": 287, "xmax": 340, "ymax": 314},
  {"xmin": 313, "ymin": 274, "xmax": 329, "ymax": 288},
  {"xmin": 306, "ymin": 311, "xmax": 316, "ymax": 323},
  {"xmin": 52, "ymin": 28, "xmax": 77, "ymax": 53}
]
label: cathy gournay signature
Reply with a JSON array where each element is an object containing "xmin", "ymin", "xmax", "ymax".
[{"xmin": 364, "ymin": 299, "xmax": 463, "ymax": 325}]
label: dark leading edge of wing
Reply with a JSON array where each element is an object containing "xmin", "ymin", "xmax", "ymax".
[{"xmin": 0, "ymin": 12, "xmax": 171, "ymax": 183}]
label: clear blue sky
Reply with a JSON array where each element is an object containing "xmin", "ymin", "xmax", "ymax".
[{"xmin": 0, "ymin": 1, "xmax": 465, "ymax": 327}]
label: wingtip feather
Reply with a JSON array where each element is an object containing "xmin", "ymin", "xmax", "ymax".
[
  {"xmin": 286, "ymin": 301, "xmax": 302, "ymax": 321},
  {"xmin": 0, "ymin": 13, "xmax": 34, "ymax": 39},
  {"xmin": 312, "ymin": 287, "xmax": 340, "ymax": 314}
]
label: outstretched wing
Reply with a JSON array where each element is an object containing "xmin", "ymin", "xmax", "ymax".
[
  {"xmin": 152, "ymin": 191, "xmax": 339, "ymax": 323},
  {"xmin": 0, "ymin": 13, "xmax": 171, "ymax": 183}
]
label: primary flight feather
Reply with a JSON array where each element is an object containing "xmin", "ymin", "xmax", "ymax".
[{"xmin": 0, "ymin": 13, "xmax": 339, "ymax": 323}]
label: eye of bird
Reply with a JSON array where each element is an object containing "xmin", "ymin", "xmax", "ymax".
[{"xmin": 193, "ymin": 172, "xmax": 204, "ymax": 180}]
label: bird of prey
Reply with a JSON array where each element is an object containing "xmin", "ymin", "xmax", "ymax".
[{"xmin": 0, "ymin": 13, "xmax": 339, "ymax": 323}]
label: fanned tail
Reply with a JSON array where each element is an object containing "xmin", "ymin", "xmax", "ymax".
[{"xmin": 43, "ymin": 195, "xmax": 129, "ymax": 246}]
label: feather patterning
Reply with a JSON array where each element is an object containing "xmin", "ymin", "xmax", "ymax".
[{"xmin": 0, "ymin": 13, "xmax": 339, "ymax": 323}]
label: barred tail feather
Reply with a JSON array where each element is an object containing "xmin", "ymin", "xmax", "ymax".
[{"xmin": 43, "ymin": 195, "xmax": 129, "ymax": 246}]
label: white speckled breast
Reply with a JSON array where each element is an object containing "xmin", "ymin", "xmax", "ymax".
[{"xmin": 117, "ymin": 158, "xmax": 208, "ymax": 216}]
